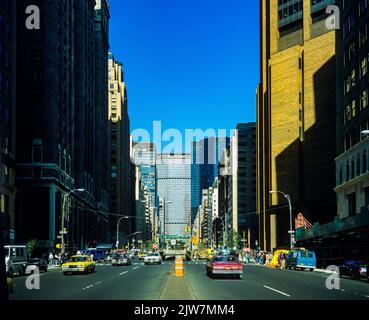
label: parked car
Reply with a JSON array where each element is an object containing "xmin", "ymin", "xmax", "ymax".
[
  {"xmin": 339, "ymin": 260, "xmax": 368, "ymax": 280},
  {"xmin": 62, "ymin": 255, "xmax": 95, "ymax": 275},
  {"xmin": 144, "ymin": 252, "xmax": 162, "ymax": 265},
  {"xmin": 206, "ymin": 255, "xmax": 243, "ymax": 279},
  {"xmin": 4, "ymin": 245, "xmax": 28, "ymax": 277},
  {"xmin": 25, "ymin": 258, "xmax": 48, "ymax": 274},
  {"xmin": 112, "ymin": 253, "xmax": 131, "ymax": 266},
  {"xmin": 285, "ymin": 249, "xmax": 316, "ymax": 272}
]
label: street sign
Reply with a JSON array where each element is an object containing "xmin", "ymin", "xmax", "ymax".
[
  {"xmin": 171, "ymin": 239, "xmax": 176, "ymax": 246},
  {"xmin": 56, "ymin": 244, "xmax": 62, "ymax": 249},
  {"xmin": 192, "ymin": 236, "xmax": 199, "ymax": 245},
  {"xmin": 184, "ymin": 225, "xmax": 191, "ymax": 233},
  {"xmin": 152, "ymin": 243, "xmax": 158, "ymax": 249}
]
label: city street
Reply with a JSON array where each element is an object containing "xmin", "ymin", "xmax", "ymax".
[{"xmin": 9, "ymin": 258, "xmax": 369, "ymax": 300}]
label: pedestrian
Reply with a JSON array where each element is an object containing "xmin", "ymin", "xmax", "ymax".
[{"xmin": 48, "ymin": 252, "xmax": 54, "ymax": 266}]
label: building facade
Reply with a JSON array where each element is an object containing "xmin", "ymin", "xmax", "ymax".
[
  {"xmin": 15, "ymin": 0, "xmax": 109, "ymax": 252},
  {"xmin": 229, "ymin": 123, "xmax": 257, "ymax": 247},
  {"xmin": 191, "ymin": 137, "xmax": 230, "ymax": 225},
  {"xmin": 257, "ymin": 0, "xmax": 337, "ymax": 251},
  {"xmin": 108, "ymin": 53, "xmax": 132, "ymax": 245},
  {"xmin": 132, "ymin": 142, "xmax": 157, "ymax": 241},
  {"xmin": 296, "ymin": 0, "xmax": 369, "ymax": 266},
  {"xmin": 0, "ymin": 0, "xmax": 16, "ymax": 244},
  {"xmin": 156, "ymin": 153, "xmax": 191, "ymax": 238}
]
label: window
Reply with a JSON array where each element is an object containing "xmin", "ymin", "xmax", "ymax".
[
  {"xmin": 345, "ymin": 104, "xmax": 352, "ymax": 123},
  {"xmin": 361, "ymin": 89, "xmax": 368, "ymax": 109},
  {"xmin": 351, "ymin": 69, "xmax": 356, "ymax": 87},
  {"xmin": 361, "ymin": 57, "xmax": 368, "ymax": 77},
  {"xmin": 363, "ymin": 153, "xmax": 367, "ymax": 173},
  {"xmin": 348, "ymin": 193, "xmax": 356, "ymax": 216},
  {"xmin": 365, "ymin": 186, "xmax": 369, "ymax": 207},
  {"xmin": 360, "ymin": 23, "xmax": 368, "ymax": 46},
  {"xmin": 352, "ymin": 99, "xmax": 357, "ymax": 118}
]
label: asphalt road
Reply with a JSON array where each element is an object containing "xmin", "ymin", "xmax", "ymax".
[{"xmin": 9, "ymin": 259, "xmax": 369, "ymax": 300}]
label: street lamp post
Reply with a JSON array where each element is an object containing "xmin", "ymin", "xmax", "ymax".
[
  {"xmin": 61, "ymin": 188, "xmax": 85, "ymax": 256},
  {"xmin": 127, "ymin": 231, "xmax": 142, "ymax": 250},
  {"xmin": 116, "ymin": 216, "xmax": 129, "ymax": 249},
  {"xmin": 270, "ymin": 190, "xmax": 294, "ymax": 250}
]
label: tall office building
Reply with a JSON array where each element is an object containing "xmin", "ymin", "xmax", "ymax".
[
  {"xmin": 257, "ymin": 0, "xmax": 337, "ymax": 251},
  {"xmin": 108, "ymin": 53, "xmax": 132, "ymax": 244},
  {"xmin": 296, "ymin": 0, "xmax": 369, "ymax": 263},
  {"xmin": 157, "ymin": 153, "xmax": 191, "ymax": 237},
  {"xmin": 229, "ymin": 123, "xmax": 257, "ymax": 247},
  {"xmin": 132, "ymin": 142, "xmax": 157, "ymax": 240},
  {"xmin": 0, "ymin": 0, "xmax": 16, "ymax": 244},
  {"xmin": 15, "ymin": 0, "xmax": 109, "ymax": 251},
  {"xmin": 94, "ymin": 0, "xmax": 110, "ymax": 211},
  {"xmin": 191, "ymin": 137, "xmax": 230, "ymax": 225}
]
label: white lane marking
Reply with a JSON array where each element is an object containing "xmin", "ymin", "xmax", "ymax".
[
  {"xmin": 264, "ymin": 285, "xmax": 291, "ymax": 297},
  {"xmin": 132, "ymin": 266, "xmax": 139, "ymax": 270},
  {"xmin": 364, "ymin": 295, "xmax": 369, "ymax": 298},
  {"xmin": 119, "ymin": 271, "xmax": 128, "ymax": 276}
]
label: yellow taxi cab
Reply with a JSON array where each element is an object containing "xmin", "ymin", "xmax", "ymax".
[
  {"xmin": 138, "ymin": 251, "xmax": 147, "ymax": 260},
  {"xmin": 269, "ymin": 250, "xmax": 290, "ymax": 269},
  {"xmin": 62, "ymin": 255, "xmax": 95, "ymax": 275}
]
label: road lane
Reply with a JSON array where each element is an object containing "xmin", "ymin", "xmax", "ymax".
[
  {"xmin": 10, "ymin": 259, "xmax": 369, "ymax": 300},
  {"xmin": 184, "ymin": 262, "xmax": 369, "ymax": 300},
  {"xmin": 10, "ymin": 259, "xmax": 172, "ymax": 300}
]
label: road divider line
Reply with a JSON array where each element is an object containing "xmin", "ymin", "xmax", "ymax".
[
  {"xmin": 133, "ymin": 266, "xmax": 139, "ymax": 270},
  {"xmin": 264, "ymin": 285, "xmax": 291, "ymax": 297},
  {"xmin": 119, "ymin": 271, "xmax": 128, "ymax": 276}
]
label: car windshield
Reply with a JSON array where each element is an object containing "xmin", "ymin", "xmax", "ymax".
[
  {"xmin": 213, "ymin": 256, "xmax": 237, "ymax": 262},
  {"xmin": 149, "ymin": 253, "xmax": 159, "ymax": 257},
  {"xmin": 69, "ymin": 256, "xmax": 87, "ymax": 262}
]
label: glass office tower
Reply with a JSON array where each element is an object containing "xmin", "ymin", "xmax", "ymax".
[{"xmin": 156, "ymin": 154, "xmax": 191, "ymax": 237}]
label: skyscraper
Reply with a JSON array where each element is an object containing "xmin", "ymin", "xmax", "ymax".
[
  {"xmin": 132, "ymin": 142, "xmax": 157, "ymax": 241},
  {"xmin": 157, "ymin": 153, "xmax": 191, "ymax": 238},
  {"xmin": 257, "ymin": 0, "xmax": 337, "ymax": 250},
  {"xmin": 191, "ymin": 137, "xmax": 230, "ymax": 225},
  {"xmin": 15, "ymin": 0, "xmax": 109, "ymax": 251},
  {"xmin": 229, "ymin": 123, "xmax": 257, "ymax": 247},
  {"xmin": 108, "ymin": 52, "xmax": 132, "ymax": 244}
]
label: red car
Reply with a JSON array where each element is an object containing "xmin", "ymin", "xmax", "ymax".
[{"xmin": 206, "ymin": 255, "xmax": 243, "ymax": 279}]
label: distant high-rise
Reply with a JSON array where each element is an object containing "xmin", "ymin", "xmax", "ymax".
[
  {"xmin": 229, "ymin": 123, "xmax": 257, "ymax": 246},
  {"xmin": 257, "ymin": 0, "xmax": 337, "ymax": 250},
  {"xmin": 0, "ymin": 0, "xmax": 16, "ymax": 244},
  {"xmin": 157, "ymin": 154, "xmax": 191, "ymax": 237},
  {"xmin": 132, "ymin": 142, "xmax": 157, "ymax": 241},
  {"xmin": 191, "ymin": 137, "xmax": 230, "ymax": 225}
]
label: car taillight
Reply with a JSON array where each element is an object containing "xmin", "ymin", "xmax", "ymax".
[{"xmin": 213, "ymin": 265, "xmax": 223, "ymax": 270}]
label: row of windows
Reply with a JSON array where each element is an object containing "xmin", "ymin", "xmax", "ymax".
[
  {"xmin": 343, "ymin": 0, "xmax": 368, "ymax": 37},
  {"xmin": 344, "ymin": 91, "xmax": 369, "ymax": 123},
  {"xmin": 338, "ymin": 150, "xmax": 369, "ymax": 186}
]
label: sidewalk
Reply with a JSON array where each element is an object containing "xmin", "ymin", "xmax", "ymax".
[{"xmin": 158, "ymin": 271, "xmax": 197, "ymax": 300}]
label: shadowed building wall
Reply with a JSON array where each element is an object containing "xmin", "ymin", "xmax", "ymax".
[{"xmin": 257, "ymin": 0, "xmax": 337, "ymax": 250}]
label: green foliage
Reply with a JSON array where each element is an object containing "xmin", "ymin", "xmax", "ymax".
[
  {"xmin": 226, "ymin": 230, "xmax": 242, "ymax": 249},
  {"xmin": 26, "ymin": 239, "xmax": 38, "ymax": 258}
]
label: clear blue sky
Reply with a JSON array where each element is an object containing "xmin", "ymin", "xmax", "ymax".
[{"xmin": 109, "ymin": 0, "xmax": 260, "ymax": 150}]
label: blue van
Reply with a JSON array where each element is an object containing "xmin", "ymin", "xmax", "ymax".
[{"xmin": 285, "ymin": 249, "xmax": 316, "ymax": 272}]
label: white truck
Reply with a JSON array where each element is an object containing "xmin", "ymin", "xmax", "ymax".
[{"xmin": 4, "ymin": 245, "xmax": 28, "ymax": 277}]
